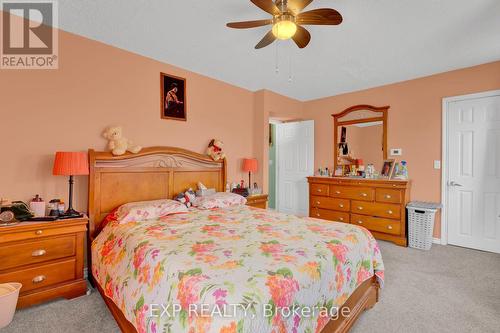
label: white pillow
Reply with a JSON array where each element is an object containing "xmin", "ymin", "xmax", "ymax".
[{"xmin": 194, "ymin": 192, "xmax": 247, "ymax": 209}]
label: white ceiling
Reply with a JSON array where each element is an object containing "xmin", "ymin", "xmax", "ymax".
[{"xmin": 57, "ymin": 0, "xmax": 500, "ymax": 101}]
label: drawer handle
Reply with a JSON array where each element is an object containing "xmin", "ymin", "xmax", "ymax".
[
  {"xmin": 357, "ymin": 220, "xmax": 363, "ymax": 224},
  {"xmin": 317, "ymin": 189, "xmax": 322, "ymax": 193},
  {"xmin": 32, "ymin": 275, "xmax": 46, "ymax": 284},
  {"xmin": 35, "ymin": 230, "xmax": 43, "ymax": 235},
  {"xmin": 360, "ymin": 193, "xmax": 368, "ymax": 197},
  {"xmin": 357, "ymin": 206, "xmax": 364, "ymax": 210},
  {"xmin": 316, "ymin": 201, "xmax": 321, "ymax": 205},
  {"xmin": 388, "ymin": 225, "xmax": 393, "ymax": 230},
  {"xmin": 339, "ymin": 217, "xmax": 344, "ymax": 221},
  {"xmin": 339, "ymin": 204, "xmax": 344, "ymax": 208},
  {"xmin": 335, "ymin": 191, "xmax": 341, "ymax": 194},
  {"xmin": 316, "ymin": 213, "xmax": 320, "ymax": 217},
  {"xmin": 32, "ymin": 249, "xmax": 47, "ymax": 257},
  {"xmin": 385, "ymin": 194, "xmax": 392, "ymax": 199},
  {"xmin": 387, "ymin": 210, "xmax": 393, "ymax": 215}
]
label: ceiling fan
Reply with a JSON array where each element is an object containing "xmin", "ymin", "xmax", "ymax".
[{"xmin": 227, "ymin": 0, "xmax": 343, "ymax": 49}]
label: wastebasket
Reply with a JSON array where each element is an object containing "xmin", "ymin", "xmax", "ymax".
[
  {"xmin": 407, "ymin": 202, "xmax": 441, "ymax": 250},
  {"xmin": 0, "ymin": 282, "xmax": 22, "ymax": 329}
]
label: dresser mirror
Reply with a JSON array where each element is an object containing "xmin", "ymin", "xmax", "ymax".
[{"xmin": 332, "ymin": 105, "xmax": 388, "ymax": 177}]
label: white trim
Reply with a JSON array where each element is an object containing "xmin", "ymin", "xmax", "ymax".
[
  {"xmin": 441, "ymin": 89, "xmax": 500, "ymax": 246},
  {"xmin": 433, "ymin": 237, "xmax": 442, "ymax": 245},
  {"xmin": 269, "ymin": 118, "xmax": 284, "ymax": 125}
]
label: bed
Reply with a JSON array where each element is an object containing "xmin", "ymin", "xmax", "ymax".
[{"xmin": 88, "ymin": 147, "xmax": 383, "ymax": 333}]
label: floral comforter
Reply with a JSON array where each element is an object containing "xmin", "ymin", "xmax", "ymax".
[{"xmin": 92, "ymin": 205, "xmax": 384, "ymax": 333}]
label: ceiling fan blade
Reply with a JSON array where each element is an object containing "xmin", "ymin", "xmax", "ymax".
[
  {"xmin": 297, "ymin": 8, "xmax": 343, "ymax": 25},
  {"xmin": 286, "ymin": 0, "xmax": 313, "ymax": 15},
  {"xmin": 227, "ymin": 19, "xmax": 273, "ymax": 29},
  {"xmin": 292, "ymin": 25, "xmax": 311, "ymax": 48},
  {"xmin": 255, "ymin": 31, "xmax": 277, "ymax": 49},
  {"xmin": 250, "ymin": 0, "xmax": 281, "ymax": 16}
]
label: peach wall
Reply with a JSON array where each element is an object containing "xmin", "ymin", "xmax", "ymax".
[
  {"xmin": 2, "ymin": 12, "xmax": 500, "ymax": 241},
  {"xmin": 0, "ymin": 24, "xmax": 256, "ymax": 211},
  {"xmin": 304, "ymin": 61, "xmax": 500, "ymax": 237}
]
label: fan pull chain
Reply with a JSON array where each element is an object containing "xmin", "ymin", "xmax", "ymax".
[
  {"xmin": 288, "ymin": 41, "xmax": 293, "ymax": 83},
  {"xmin": 275, "ymin": 39, "xmax": 279, "ymax": 74}
]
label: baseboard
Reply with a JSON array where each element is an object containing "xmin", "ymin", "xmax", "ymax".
[{"xmin": 432, "ymin": 237, "xmax": 442, "ymax": 245}]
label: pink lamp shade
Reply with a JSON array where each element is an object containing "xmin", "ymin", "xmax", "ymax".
[
  {"xmin": 243, "ymin": 158, "xmax": 258, "ymax": 173},
  {"xmin": 53, "ymin": 152, "xmax": 89, "ymax": 176}
]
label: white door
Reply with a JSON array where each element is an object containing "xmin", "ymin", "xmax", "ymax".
[
  {"xmin": 276, "ymin": 120, "xmax": 314, "ymax": 216},
  {"xmin": 445, "ymin": 91, "xmax": 500, "ymax": 253}
]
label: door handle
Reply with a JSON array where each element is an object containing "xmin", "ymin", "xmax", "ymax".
[{"xmin": 449, "ymin": 181, "xmax": 463, "ymax": 187}]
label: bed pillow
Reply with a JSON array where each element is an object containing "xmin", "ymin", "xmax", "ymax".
[
  {"xmin": 115, "ymin": 199, "xmax": 188, "ymax": 224},
  {"xmin": 194, "ymin": 192, "xmax": 247, "ymax": 209}
]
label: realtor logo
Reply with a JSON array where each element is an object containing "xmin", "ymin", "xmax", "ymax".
[{"xmin": 1, "ymin": 0, "xmax": 58, "ymax": 69}]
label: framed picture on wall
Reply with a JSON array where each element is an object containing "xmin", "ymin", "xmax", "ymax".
[
  {"xmin": 381, "ymin": 159, "xmax": 395, "ymax": 178},
  {"xmin": 161, "ymin": 73, "xmax": 186, "ymax": 121}
]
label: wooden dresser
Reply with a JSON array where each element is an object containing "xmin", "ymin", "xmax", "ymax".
[
  {"xmin": 0, "ymin": 217, "xmax": 88, "ymax": 308},
  {"xmin": 308, "ymin": 177, "xmax": 410, "ymax": 246},
  {"xmin": 246, "ymin": 194, "xmax": 268, "ymax": 209}
]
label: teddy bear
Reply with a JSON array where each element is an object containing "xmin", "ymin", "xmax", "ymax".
[
  {"xmin": 206, "ymin": 139, "xmax": 226, "ymax": 161},
  {"xmin": 102, "ymin": 126, "xmax": 142, "ymax": 156}
]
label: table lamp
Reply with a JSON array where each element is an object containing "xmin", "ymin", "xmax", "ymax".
[
  {"xmin": 53, "ymin": 152, "xmax": 89, "ymax": 218},
  {"xmin": 242, "ymin": 158, "xmax": 258, "ymax": 190}
]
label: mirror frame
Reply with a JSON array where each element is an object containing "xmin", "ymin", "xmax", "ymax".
[{"xmin": 332, "ymin": 104, "xmax": 389, "ymax": 173}]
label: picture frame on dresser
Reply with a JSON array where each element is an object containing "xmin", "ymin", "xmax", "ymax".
[{"xmin": 381, "ymin": 159, "xmax": 395, "ymax": 178}]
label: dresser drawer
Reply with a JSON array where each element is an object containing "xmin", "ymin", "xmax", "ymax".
[
  {"xmin": 311, "ymin": 184, "xmax": 329, "ymax": 197},
  {"xmin": 351, "ymin": 201, "xmax": 401, "ymax": 219},
  {"xmin": 0, "ymin": 236, "xmax": 75, "ymax": 271},
  {"xmin": 0, "ymin": 258, "xmax": 76, "ymax": 294},
  {"xmin": 376, "ymin": 188, "xmax": 403, "ymax": 204},
  {"xmin": 330, "ymin": 186, "xmax": 374, "ymax": 201},
  {"xmin": 0, "ymin": 224, "xmax": 85, "ymax": 243},
  {"xmin": 310, "ymin": 196, "xmax": 350, "ymax": 211},
  {"xmin": 351, "ymin": 214, "xmax": 401, "ymax": 235},
  {"xmin": 310, "ymin": 208, "xmax": 349, "ymax": 223}
]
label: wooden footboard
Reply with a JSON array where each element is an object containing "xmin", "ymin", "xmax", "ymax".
[{"xmin": 95, "ymin": 276, "xmax": 379, "ymax": 333}]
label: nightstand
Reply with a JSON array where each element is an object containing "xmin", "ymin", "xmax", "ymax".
[
  {"xmin": 0, "ymin": 217, "xmax": 88, "ymax": 308},
  {"xmin": 246, "ymin": 194, "xmax": 269, "ymax": 209}
]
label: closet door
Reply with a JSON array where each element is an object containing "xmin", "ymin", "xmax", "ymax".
[{"xmin": 446, "ymin": 92, "xmax": 500, "ymax": 253}]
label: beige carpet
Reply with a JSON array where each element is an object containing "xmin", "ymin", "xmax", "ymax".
[{"xmin": 3, "ymin": 241, "xmax": 499, "ymax": 333}]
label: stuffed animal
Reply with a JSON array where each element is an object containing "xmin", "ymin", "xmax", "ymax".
[
  {"xmin": 102, "ymin": 126, "xmax": 142, "ymax": 156},
  {"xmin": 175, "ymin": 192, "xmax": 188, "ymax": 206},
  {"xmin": 175, "ymin": 188, "xmax": 197, "ymax": 208},
  {"xmin": 185, "ymin": 188, "xmax": 196, "ymax": 206},
  {"xmin": 206, "ymin": 139, "xmax": 226, "ymax": 161}
]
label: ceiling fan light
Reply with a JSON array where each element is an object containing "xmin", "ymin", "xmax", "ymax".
[{"xmin": 272, "ymin": 20, "xmax": 297, "ymax": 40}]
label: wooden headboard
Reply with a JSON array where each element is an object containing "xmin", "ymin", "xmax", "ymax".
[{"xmin": 88, "ymin": 147, "xmax": 226, "ymax": 240}]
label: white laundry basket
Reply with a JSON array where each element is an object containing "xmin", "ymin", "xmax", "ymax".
[
  {"xmin": 0, "ymin": 282, "xmax": 22, "ymax": 328},
  {"xmin": 407, "ymin": 202, "xmax": 441, "ymax": 250}
]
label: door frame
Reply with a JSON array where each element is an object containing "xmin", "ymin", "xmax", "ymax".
[{"xmin": 441, "ymin": 89, "xmax": 500, "ymax": 245}]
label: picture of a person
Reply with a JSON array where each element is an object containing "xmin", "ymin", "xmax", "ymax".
[
  {"xmin": 382, "ymin": 163, "xmax": 390, "ymax": 175},
  {"xmin": 165, "ymin": 83, "xmax": 184, "ymax": 117}
]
